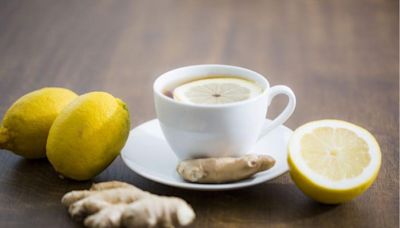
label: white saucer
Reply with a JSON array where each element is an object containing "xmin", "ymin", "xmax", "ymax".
[{"xmin": 121, "ymin": 119, "xmax": 293, "ymax": 191}]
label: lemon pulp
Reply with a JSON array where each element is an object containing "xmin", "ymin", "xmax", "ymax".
[{"xmin": 301, "ymin": 127, "xmax": 371, "ymax": 181}]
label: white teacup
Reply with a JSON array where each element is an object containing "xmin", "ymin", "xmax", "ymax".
[{"xmin": 153, "ymin": 65, "xmax": 296, "ymax": 160}]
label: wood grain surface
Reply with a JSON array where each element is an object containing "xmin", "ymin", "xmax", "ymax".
[{"xmin": 0, "ymin": 0, "xmax": 398, "ymax": 227}]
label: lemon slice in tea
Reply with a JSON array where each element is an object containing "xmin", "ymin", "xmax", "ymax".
[{"xmin": 173, "ymin": 77, "xmax": 263, "ymax": 105}]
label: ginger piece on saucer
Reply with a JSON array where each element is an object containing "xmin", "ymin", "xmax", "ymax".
[{"xmin": 176, "ymin": 154, "xmax": 275, "ymax": 183}]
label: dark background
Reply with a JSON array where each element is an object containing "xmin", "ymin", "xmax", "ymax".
[{"xmin": 0, "ymin": 0, "xmax": 398, "ymax": 227}]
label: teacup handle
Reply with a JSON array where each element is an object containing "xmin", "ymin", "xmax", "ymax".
[{"xmin": 258, "ymin": 85, "xmax": 296, "ymax": 139}]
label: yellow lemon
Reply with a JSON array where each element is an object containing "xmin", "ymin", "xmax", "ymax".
[
  {"xmin": 46, "ymin": 92, "xmax": 130, "ymax": 180},
  {"xmin": 0, "ymin": 88, "xmax": 78, "ymax": 158},
  {"xmin": 288, "ymin": 120, "xmax": 381, "ymax": 204}
]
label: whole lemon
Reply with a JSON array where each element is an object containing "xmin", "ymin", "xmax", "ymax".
[
  {"xmin": 46, "ymin": 92, "xmax": 130, "ymax": 180},
  {"xmin": 0, "ymin": 87, "xmax": 78, "ymax": 158}
]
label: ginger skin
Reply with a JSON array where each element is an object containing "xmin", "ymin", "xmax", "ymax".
[
  {"xmin": 62, "ymin": 181, "xmax": 195, "ymax": 228},
  {"xmin": 177, "ymin": 154, "xmax": 275, "ymax": 183}
]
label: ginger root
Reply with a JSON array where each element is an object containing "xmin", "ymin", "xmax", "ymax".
[
  {"xmin": 177, "ymin": 154, "xmax": 275, "ymax": 183},
  {"xmin": 62, "ymin": 181, "xmax": 195, "ymax": 228}
]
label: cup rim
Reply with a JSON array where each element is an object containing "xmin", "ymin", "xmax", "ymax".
[{"xmin": 153, "ymin": 64, "xmax": 270, "ymax": 108}]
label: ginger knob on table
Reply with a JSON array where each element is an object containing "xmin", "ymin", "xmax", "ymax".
[{"xmin": 62, "ymin": 181, "xmax": 195, "ymax": 228}]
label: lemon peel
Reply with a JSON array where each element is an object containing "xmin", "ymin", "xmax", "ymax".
[{"xmin": 0, "ymin": 126, "xmax": 9, "ymax": 147}]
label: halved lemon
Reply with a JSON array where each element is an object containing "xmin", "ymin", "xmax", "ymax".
[
  {"xmin": 173, "ymin": 77, "xmax": 263, "ymax": 105},
  {"xmin": 288, "ymin": 119, "xmax": 381, "ymax": 204}
]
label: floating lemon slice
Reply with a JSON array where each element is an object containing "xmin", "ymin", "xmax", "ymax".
[
  {"xmin": 173, "ymin": 78, "xmax": 263, "ymax": 105},
  {"xmin": 288, "ymin": 120, "xmax": 381, "ymax": 204}
]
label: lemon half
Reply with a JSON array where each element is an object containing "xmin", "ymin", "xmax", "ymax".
[
  {"xmin": 288, "ymin": 120, "xmax": 381, "ymax": 204},
  {"xmin": 173, "ymin": 78, "xmax": 263, "ymax": 105}
]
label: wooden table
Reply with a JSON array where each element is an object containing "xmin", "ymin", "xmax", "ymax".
[{"xmin": 0, "ymin": 0, "xmax": 398, "ymax": 227}]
